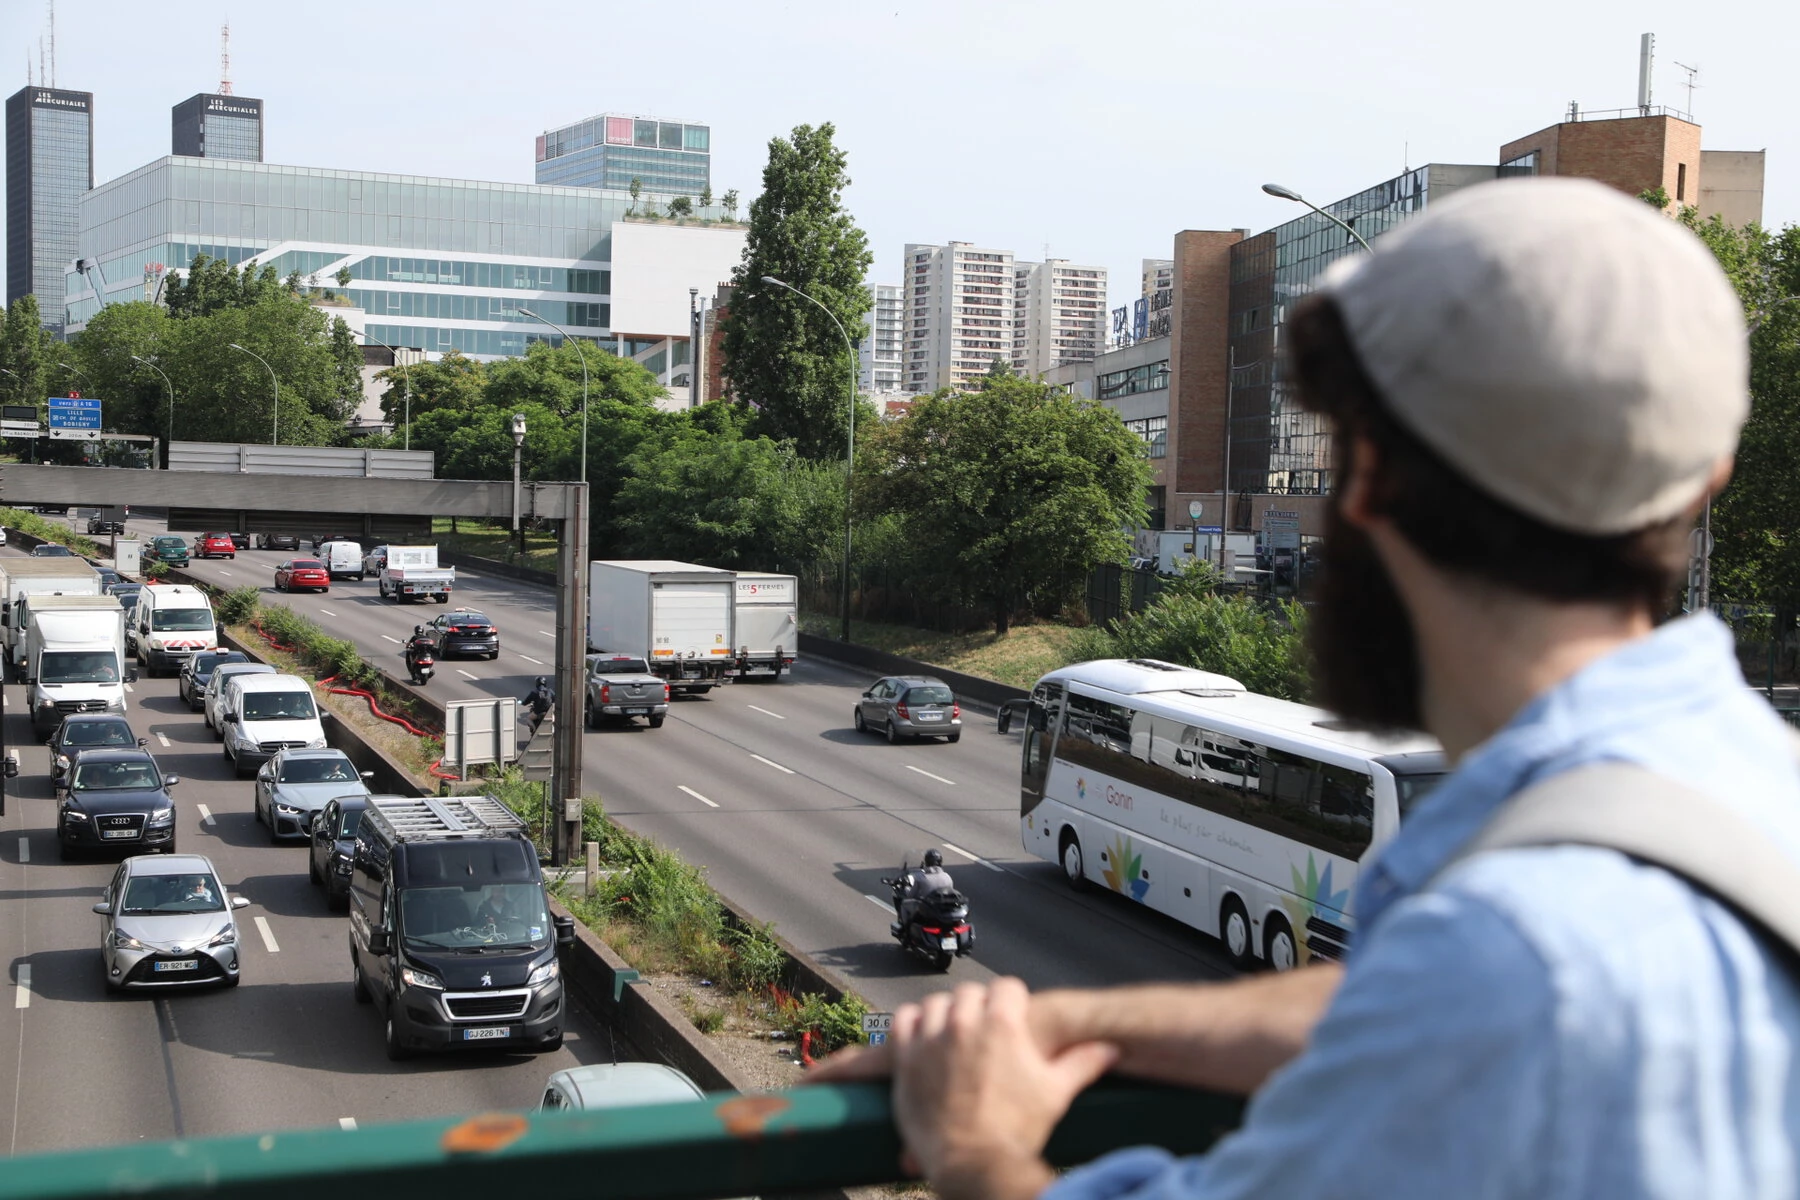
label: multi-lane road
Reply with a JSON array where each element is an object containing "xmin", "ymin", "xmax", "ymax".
[
  {"xmin": 98, "ymin": 514, "xmax": 1237, "ymax": 1012},
  {"xmin": 0, "ymin": 543, "xmax": 633, "ymax": 1157}
]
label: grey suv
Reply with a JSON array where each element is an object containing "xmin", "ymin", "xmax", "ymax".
[{"xmin": 854, "ymin": 675, "xmax": 963, "ymax": 744}]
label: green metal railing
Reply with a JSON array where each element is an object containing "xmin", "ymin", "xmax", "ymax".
[{"xmin": 0, "ymin": 1081, "xmax": 1245, "ymax": 1200}]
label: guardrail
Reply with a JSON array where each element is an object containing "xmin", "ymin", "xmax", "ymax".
[{"xmin": 0, "ymin": 1080, "xmax": 1244, "ymax": 1200}]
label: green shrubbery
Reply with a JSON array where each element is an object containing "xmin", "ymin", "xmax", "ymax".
[
  {"xmin": 0, "ymin": 507, "xmax": 102, "ymax": 559},
  {"xmin": 215, "ymin": 585, "xmax": 261, "ymax": 626}
]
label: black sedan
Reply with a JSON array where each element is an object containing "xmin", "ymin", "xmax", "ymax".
[
  {"xmin": 57, "ymin": 748, "xmax": 180, "ymax": 860},
  {"xmin": 307, "ymin": 794, "xmax": 369, "ymax": 909},
  {"xmin": 256, "ymin": 532, "xmax": 300, "ymax": 551},
  {"xmin": 430, "ymin": 609, "xmax": 500, "ymax": 659},
  {"xmin": 179, "ymin": 650, "xmax": 251, "ymax": 711},
  {"xmin": 229, "ymin": 532, "xmax": 250, "ymax": 550},
  {"xmin": 49, "ymin": 714, "xmax": 146, "ymax": 790},
  {"xmin": 87, "ymin": 516, "xmax": 126, "ymax": 535}
]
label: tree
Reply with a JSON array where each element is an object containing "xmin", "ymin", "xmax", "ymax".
[
  {"xmin": 2, "ymin": 295, "xmax": 51, "ymax": 412},
  {"xmin": 328, "ymin": 316, "xmax": 365, "ymax": 423},
  {"xmin": 613, "ymin": 416, "xmax": 799, "ymax": 565},
  {"xmin": 667, "ymin": 196, "xmax": 693, "ymax": 219},
  {"xmin": 629, "ymin": 177, "xmax": 642, "ymax": 214},
  {"xmin": 334, "ymin": 265, "xmax": 353, "ymax": 290},
  {"xmin": 723, "ymin": 122, "xmax": 873, "ymax": 461},
  {"xmin": 375, "ymin": 350, "xmax": 486, "ymax": 426},
  {"xmin": 722, "ymin": 189, "xmax": 739, "ymax": 220},
  {"xmin": 861, "ymin": 377, "xmax": 1151, "ymax": 633},
  {"xmin": 699, "ymin": 184, "xmax": 713, "ymax": 211},
  {"xmin": 1639, "ymin": 186, "xmax": 1671, "ymax": 211}
]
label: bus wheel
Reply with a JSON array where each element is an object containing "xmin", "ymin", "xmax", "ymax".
[
  {"xmin": 1220, "ymin": 896, "xmax": 1255, "ymax": 970},
  {"xmin": 1263, "ymin": 915, "xmax": 1298, "ymax": 973},
  {"xmin": 1059, "ymin": 830, "xmax": 1086, "ymax": 891}
]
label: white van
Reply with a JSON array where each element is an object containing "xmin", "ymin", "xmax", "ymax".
[
  {"xmin": 135, "ymin": 584, "xmax": 218, "ymax": 676},
  {"xmin": 222, "ymin": 673, "xmax": 327, "ymax": 778},
  {"xmin": 318, "ymin": 540, "xmax": 365, "ymax": 581}
]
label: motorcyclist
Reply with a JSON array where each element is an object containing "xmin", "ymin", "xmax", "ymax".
[
  {"xmin": 522, "ymin": 677, "xmax": 554, "ymax": 734},
  {"xmin": 895, "ymin": 848, "xmax": 956, "ymax": 927},
  {"xmin": 404, "ymin": 625, "xmax": 435, "ymax": 673}
]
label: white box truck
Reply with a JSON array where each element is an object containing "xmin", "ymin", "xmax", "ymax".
[
  {"xmin": 730, "ymin": 572, "xmax": 798, "ymax": 679},
  {"xmin": 23, "ymin": 594, "xmax": 131, "ymax": 737},
  {"xmin": 0, "ymin": 557, "xmax": 102, "ymax": 670},
  {"xmin": 1156, "ymin": 530, "xmax": 1257, "ymax": 577},
  {"xmin": 588, "ymin": 561, "xmax": 736, "ymax": 694},
  {"xmin": 378, "ymin": 545, "xmax": 455, "ymax": 603}
]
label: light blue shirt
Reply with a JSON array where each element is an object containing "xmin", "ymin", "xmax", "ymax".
[{"xmin": 1045, "ymin": 615, "xmax": 1800, "ymax": 1199}]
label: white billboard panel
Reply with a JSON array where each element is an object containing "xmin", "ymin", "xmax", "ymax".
[{"xmin": 608, "ymin": 221, "xmax": 749, "ymax": 337}]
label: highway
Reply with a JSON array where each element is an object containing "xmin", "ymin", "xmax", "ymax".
[
  {"xmin": 0, "ymin": 551, "xmax": 635, "ymax": 1156},
  {"xmin": 48, "ymin": 515, "xmax": 1239, "ymax": 1014}
]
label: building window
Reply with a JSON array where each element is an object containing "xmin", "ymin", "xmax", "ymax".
[{"xmin": 1677, "ymin": 162, "xmax": 1687, "ymax": 203}]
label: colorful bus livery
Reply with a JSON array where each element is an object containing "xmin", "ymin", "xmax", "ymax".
[{"xmin": 1020, "ymin": 658, "xmax": 1444, "ymax": 971}]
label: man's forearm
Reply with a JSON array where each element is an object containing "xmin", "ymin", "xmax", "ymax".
[{"xmin": 1032, "ymin": 964, "xmax": 1342, "ymax": 1095}]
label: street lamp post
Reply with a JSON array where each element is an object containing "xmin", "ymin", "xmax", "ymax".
[
  {"xmin": 55, "ymin": 361, "xmax": 93, "ymax": 391},
  {"xmin": 362, "ymin": 332, "xmax": 413, "ymax": 450},
  {"xmin": 228, "ymin": 343, "xmax": 279, "ymax": 445},
  {"xmin": 760, "ymin": 275, "xmax": 860, "ymax": 642},
  {"xmin": 513, "ymin": 307, "xmax": 588, "ymax": 484},
  {"xmin": 511, "ymin": 412, "xmax": 528, "ymax": 555},
  {"xmin": 131, "ymin": 355, "xmax": 174, "ymax": 463},
  {"xmin": 1262, "ymin": 182, "xmax": 1375, "ymax": 254}
]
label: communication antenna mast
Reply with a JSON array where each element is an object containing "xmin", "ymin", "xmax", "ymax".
[
  {"xmin": 1673, "ymin": 61, "xmax": 1700, "ymax": 118},
  {"xmin": 37, "ymin": 38, "xmax": 44, "ymax": 90},
  {"xmin": 46, "ymin": 0, "xmax": 54, "ymax": 88},
  {"xmin": 220, "ymin": 21, "xmax": 232, "ymax": 95}
]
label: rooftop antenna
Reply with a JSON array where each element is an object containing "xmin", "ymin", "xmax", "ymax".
[
  {"xmin": 219, "ymin": 21, "xmax": 232, "ymax": 94},
  {"xmin": 1673, "ymin": 61, "xmax": 1700, "ymax": 118},
  {"xmin": 46, "ymin": 0, "xmax": 54, "ymax": 88},
  {"xmin": 37, "ymin": 37, "xmax": 44, "ymax": 90},
  {"xmin": 1637, "ymin": 32, "xmax": 1655, "ymax": 115}
]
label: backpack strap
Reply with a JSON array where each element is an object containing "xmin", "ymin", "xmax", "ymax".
[{"xmin": 1435, "ymin": 759, "xmax": 1800, "ymax": 959}]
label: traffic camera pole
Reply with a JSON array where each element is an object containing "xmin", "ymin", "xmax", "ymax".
[{"xmin": 551, "ymin": 484, "xmax": 589, "ymax": 866}]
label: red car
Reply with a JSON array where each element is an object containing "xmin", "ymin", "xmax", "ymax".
[
  {"xmin": 195, "ymin": 532, "xmax": 237, "ymax": 559},
  {"xmin": 274, "ymin": 558, "xmax": 330, "ymax": 593}
]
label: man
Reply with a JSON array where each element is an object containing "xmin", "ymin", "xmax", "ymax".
[
  {"xmin": 894, "ymin": 849, "xmax": 957, "ymax": 928},
  {"xmin": 814, "ymin": 178, "xmax": 1800, "ymax": 1198},
  {"xmin": 521, "ymin": 676, "xmax": 554, "ymax": 735},
  {"xmin": 473, "ymin": 885, "xmax": 522, "ymax": 929}
]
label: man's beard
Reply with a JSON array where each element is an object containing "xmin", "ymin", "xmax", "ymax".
[{"xmin": 1309, "ymin": 500, "xmax": 1424, "ymax": 733}]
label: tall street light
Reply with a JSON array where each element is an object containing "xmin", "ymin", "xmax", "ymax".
[
  {"xmin": 362, "ymin": 332, "xmax": 413, "ymax": 450},
  {"xmin": 761, "ymin": 275, "xmax": 859, "ymax": 642},
  {"xmin": 511, "ymin": 412, "xmax": 528, "ymax": 555},
  {"xmin": 55, "ymin": 361, "xmax": 93, "ymax": 392},
  {"xmin": 512, "ymin": 307, "xmax": 589, "ymax": 484},
  {"xmin": 229, "ymin": 343, "xmax": 280, "ymax": 445},
  {"xmin": 1262, "ymin": 182, "xmax": 1375, "ymax": 254},
  {"xmin": 130, "ymin": 355, "xmax": 174, "ymax": 465}
]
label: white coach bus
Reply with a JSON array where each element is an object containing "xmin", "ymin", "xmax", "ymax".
[{"xmin": 1019, "ymin": 659, "xmax": 1444, "ymax": 970}]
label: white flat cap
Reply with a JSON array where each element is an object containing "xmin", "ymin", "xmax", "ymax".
[{"xmin": 1319, "ymin": 177, "xmax": 1748, "ymax": 535}]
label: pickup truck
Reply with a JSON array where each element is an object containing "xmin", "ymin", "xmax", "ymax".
[
  {"xmin": 584, "ymin": 655, "xmax": 670, "ymax": 729},
  {"xmin": 376, "ymin": 545, "xmax": 455, "ymax": 603}
]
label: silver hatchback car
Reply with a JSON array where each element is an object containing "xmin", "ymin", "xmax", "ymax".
[
  {"xmin": 854, "ymin": 675, "xmax": 963, "ymax": 744},
  {"xmin": 93, "ymin": 854, "xmax": 251, "ymax": 991}
]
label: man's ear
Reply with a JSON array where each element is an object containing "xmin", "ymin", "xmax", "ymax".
[{"xmin": 1337, "ymin": 434, "xmax": 1383, "ymax": 530}]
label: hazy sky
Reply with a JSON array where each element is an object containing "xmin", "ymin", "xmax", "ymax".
[{"xmin": 4, "ymin": 0, "xmax": 1795, "ymax": 313}]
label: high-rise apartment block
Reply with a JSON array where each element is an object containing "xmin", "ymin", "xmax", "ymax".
[
  {"xmin": 5, "ymin": 86, "xmax": 94, "ymax": 332},
  {"xmin": 1013, "ymin": 259, "xmax": 1107, "ymax": 376},
  {"xmin": 859, "ymin": 284, "xmax": 903, "ymax": 393},
  {"xmin": 535, "ymin": 113, "xmax": 710, "ymax": 196},
  {"xmin": 172, "ymin": 93, "xmax": 264, "ymax": 162},
  {"xmin": 1141, "ymin": 258, "xmax": 1173, "ymax": 299},
  {"xmin": 900, "ymin": 242, "xmax": 1015, "ymax": 392}
]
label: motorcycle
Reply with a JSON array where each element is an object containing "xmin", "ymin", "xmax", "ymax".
[
  {"xmin": 882, "ymin": 861, "xmax": 975, "ymax": 972},
  {"xmin": 405, "ymin": 645, "xmax": 435, "ymax": 686}
]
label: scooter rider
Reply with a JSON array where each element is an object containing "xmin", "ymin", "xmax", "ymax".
[
  {"xmin": 404, "ymin": 625, "xmax": 435, "ymax": 672},
  {"xmin": 522, "ymin": 676, "xmax": 554, "ymax": 734},
  {"xmin": 895, "ymin": 849, "xmax": 956, "ymax": 927}
]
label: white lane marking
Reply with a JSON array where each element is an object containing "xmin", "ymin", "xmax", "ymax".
[
  {"xmin": 219, "ymin": 571, "xmax": 233, "ymax": 578},
  {"xmin": 746, "ymin": 705, "xmax": 785, "ymax": 720},
  {"xmin": 749, "ymin": 753, "xmax": 794, "ymax": 775},
  {"xmin": 457, "ymin": 669, "xmax": 478, "ymax": 680},
  {"xmin": 904, "ymin": 764, "xmax": 956, "ymax": 786},
  {"xmin": 156, "ymin": 733, "xmax": 171, "ymax": 747},
  {"xmin": 678, "ymin": 786, "xmax": 718, "ymax": 809},
  {"xmin": 941, "ymin": 842, "xmax": 1006, "ymax": 873},
  {"xmin": 380, "ymin": 634, "xmax": 401, "ymax": 644},
  {"xmin": 14, "ymin": 964, "xmax": 30, "ymax": 1009},
  {"xmin": 123, "ymin": 682, "xmax": 134, "ymax": 694},
  {"xmin": 16, "ymin": 838, "xmax": 28, "ymax": 864},
  {"xmin": 318, "ymin": 608, "xmax": 338, "ymax": 617},
  {"xmin": 864, "ymin": 894, "xmax": 892, "ymax": 911},
  {"xmin": 519, "ymin": 654, "xmax": 545, "ymax": 665},
  {"xmin": 196, "ymin": 804, "xmax": 216, "ymax": 826},
  {"xmin": 338, "ymin": 1118, "xmax": 358, "ymax": 1131},
  {"xmin": 538, "ymin": 630, "xmax": 554, "ymax": 638},
  {"xmin": 254, "ymin": 917, "xmax": 280, "ymax": 953}
]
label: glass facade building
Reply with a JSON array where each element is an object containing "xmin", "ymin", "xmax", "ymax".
[
  {"xmin": 535, "ymin": 113, "xmax": 709, "ymax": 195},
  {"xmin": 62, "ymin": 156, "xmax": 640, "ymax": 360},
  {"xmin": 1224, "ymin": 163, "xmax": 1497, "ymax": 495},
  {"xmin": 172, "ymin": 94, "xmax": 264, "ymax": 162},
  {"xmin": 6, "ymin": 86, "xmax": 95, "ymax": 333}
]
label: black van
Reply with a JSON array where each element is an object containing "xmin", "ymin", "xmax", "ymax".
[{"xmin": 346, "ymin": 794, "xmax": 575, "ymax": 1061}]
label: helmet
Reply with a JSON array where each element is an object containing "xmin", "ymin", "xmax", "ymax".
[
  {"xmin": 922, "ymin": 849, "xmax": 944, "ymax": 869},
  {"xmin": 414, "ymin": 625, "xmax": 425, "ymax": 637},
  {"xmin": 536, "ymin": 677, "xmax": 549, "ymax": 689}
]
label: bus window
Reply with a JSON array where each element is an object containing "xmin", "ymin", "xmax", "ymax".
[{"xmin": 1021, "ymin": 682, "xmax": 1064, "ymax": 815}]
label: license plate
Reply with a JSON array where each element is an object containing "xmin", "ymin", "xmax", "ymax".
[
  {"xmin": 463, "ymin": 1026, "xmax": 512, "ymax": 1041},
  {"xmin": 918, "ymin": 712, "xmax": 943, "ymax": 722},
  {"xmin": 101, "ymin": 829, "xmax": 139, "ymax": 840},
  {"xmin": 940, "ymin": 937, "xmax": 958, "ymax": 951},
  {"xmin": 626, "ymin": 707, "xmax": 648, "ymax": 715},
  {"xmin": 154, "ymin": 960, "xmax": 198, "ymax": 972}
]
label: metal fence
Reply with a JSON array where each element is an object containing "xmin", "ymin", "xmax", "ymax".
[
  {"xmin": 1086, "ymin": 562, "xmax": 1166, "ymax": 628},
  {"xmin": 169, "ymin": 442, "xmax": 436, "ymax": 480}
]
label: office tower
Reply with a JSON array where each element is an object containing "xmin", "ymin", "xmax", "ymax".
[{"xmin": 5, "ymin": 85, "xmax": 94, "ymax": 332}]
